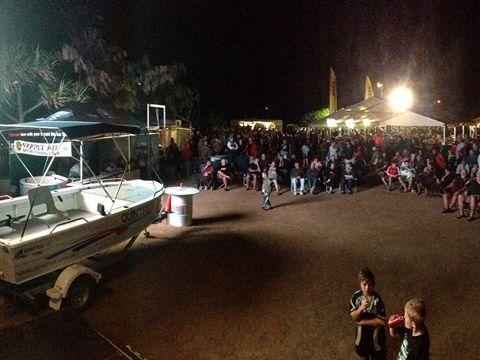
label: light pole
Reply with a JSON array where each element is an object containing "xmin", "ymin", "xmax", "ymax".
[{"xmin": 362, "ymin": 118, "xmax": 371, "ymax": 140}]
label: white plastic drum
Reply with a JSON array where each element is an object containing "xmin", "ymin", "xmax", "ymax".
[
  {"xmin": 20, "ymin": 175, "xmax": 69, "ymax": 195},
  {"xmin": 165, "ymin": 186, "xmax": 200, "ymax": 227}
]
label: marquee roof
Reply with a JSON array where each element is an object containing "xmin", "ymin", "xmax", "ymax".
[{"xmin": 310, "ymin": 97, "xmax": 468, "ymax": 128}]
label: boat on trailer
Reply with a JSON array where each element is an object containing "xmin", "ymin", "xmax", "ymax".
[{"xmin": 0, "ymin": 120, "xmax": 164, "ymax": 308}]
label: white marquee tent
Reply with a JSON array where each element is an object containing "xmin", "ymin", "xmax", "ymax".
[
  {"xmin": 310, "ymin": 97, "xmax": 448, "ymax": 127},
  {"xmin": 379, "ymin": 111, "xmax": 444, "ymax": 127},
  {"xmin": 309, "ymin": 97, "xmax": 472, "ymax": 143}
]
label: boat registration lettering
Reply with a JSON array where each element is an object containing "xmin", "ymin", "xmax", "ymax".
[
  {"xmin": 15, "ymin": 262, "xmax": 49, "ymax": 278},
  {"xmin": 53, "ymin": 253, "xmax": 76, "ymax": 264},
  {"xmin": 121, "ymin": 205, "xmax": 151, "ymax": 223},
  {"xmin": 15, "ymin": 253, "xmax": 75, "ymax": 278},
  {"xmin": 14, "ymin": 245, "xmax": 44, "ymax": 260}
]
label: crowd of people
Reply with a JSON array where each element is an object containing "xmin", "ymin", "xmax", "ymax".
[
  {"xmin": 377, "ymin": 137, "xmax": 480, "ymax": 221},
  {"xmin": 166, "ymin": 126, "xmax": 480, "ymax": 217}
]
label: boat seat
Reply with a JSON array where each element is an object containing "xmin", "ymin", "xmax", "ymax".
[
  {"xmin": 0, "ymin": 226, "xmax": 17, "ymax": 238},
  {"xmin": 28, "ymin": 186, "xmax": 68, "ymax": 226}
]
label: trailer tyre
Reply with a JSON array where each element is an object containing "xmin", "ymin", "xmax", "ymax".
[{"xmin": 66, "ymin": 275, "xmax": 97, "ymax": 310}]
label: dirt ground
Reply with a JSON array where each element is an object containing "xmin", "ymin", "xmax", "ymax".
[{"xmin": 2, "ymin": 183, "xmax": 480, "ymax": 359}]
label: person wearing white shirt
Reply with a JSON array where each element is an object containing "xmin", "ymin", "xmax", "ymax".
[{"xmin": 226, "ymin": 136, "xmax": 239, "ymax": 163}]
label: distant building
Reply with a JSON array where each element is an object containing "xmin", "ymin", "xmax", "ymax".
[{"xmin": 231, "ymin": 118, "xmax": 283, "ymax": 132}]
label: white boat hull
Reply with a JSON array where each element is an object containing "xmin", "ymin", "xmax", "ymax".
[{"xmin": 0, "ymin": 180, "xmax": 163, "ymax": 284}]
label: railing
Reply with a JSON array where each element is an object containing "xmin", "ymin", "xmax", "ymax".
[
  {"xmin": 49, "ymin": 217, "xmax": 89, "ymax": 235},
  {"xmin": 100, "ymin": 178, "xmax": 127, "ymax": 184},
  {"xmin": 153, "ymin": 186, "xmax": 165, "ymax": 198}
]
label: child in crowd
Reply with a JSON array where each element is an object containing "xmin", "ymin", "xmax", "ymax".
[
  {"xmin": 197, "ymin": 160, "xmax": 214, "ymax": 190},
  {"xmin": 389, "ymin": 298, "xmax": 430, "ymax": 360},
  {"xmin": 382, "ymin": 161, "xmax": 399, "ymax": 191},
  {"xmin": 324, "ymin": 162, "xmax": 339, "ymax": 194},
  {"xmin": 261, "ymin": 172, "xmax": 272, "ymax": 210},
  {"xmin": 341, "ymin": 162, "xmax": 356, "ymax": 194},
  {"xmin": 349, "ymin": 267, "xmax": 386, "ymax": 360},
  {"xmin": 398, "ymin": 159, "xmax": 415, "ymax": 192},
  {"xmin": 268, "ymin": 161, "xmax": 281, "ymax": 194}
]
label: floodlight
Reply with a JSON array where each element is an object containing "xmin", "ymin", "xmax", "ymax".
[
  {"xmin": 362, "ymin": 118, "xmax": 371, "ymax": 126},
  {"xmin": 388, "ymin": 87, "xmax": 414, "ymax": 112}
]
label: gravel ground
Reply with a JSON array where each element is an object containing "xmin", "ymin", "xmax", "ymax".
[
  {"xmin": 2, "ymin": 183, "xmax": 480, "ymax": 359},
  {"xmin": 85, "ymin": 184, "xmax": 480, "ymax": 359}
]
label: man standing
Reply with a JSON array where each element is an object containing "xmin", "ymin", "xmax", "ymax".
[
  {"xmin": 166, "ymin": 137, "xmax": 181, "ymax": 178},
  {"xmin": 227, "ymin": 136, "xmax": 239, "ymax": 164}
]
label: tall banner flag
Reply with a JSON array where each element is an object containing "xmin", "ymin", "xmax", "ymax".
[
  {"xmin": 329, "ymin": 68, "xmax": 337, "ymax": 114},
  {"xmin": 365, "ymin": 75, "xmax": 374, "ymax": 99}
]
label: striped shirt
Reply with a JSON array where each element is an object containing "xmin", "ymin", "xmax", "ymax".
[{"xmin": 349, "ymin": 290, "xmax": 386, "ymax": 351}]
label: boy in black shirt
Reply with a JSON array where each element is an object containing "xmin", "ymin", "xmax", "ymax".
[
  {"xmin": 340, "ymin": 162, "xmax": 357, "ymax": 194},
  {"xmin": 389, "ymin": 298, "xmax": 430, "ymax": 360},
  {"xmin": 350, "ymin": 268, "xmax": 386, "ymax": 360}
]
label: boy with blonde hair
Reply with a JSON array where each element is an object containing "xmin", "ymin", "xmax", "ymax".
[{"xmin": 389, "ymin": 298, "xmax": 430, "ymax": 360}]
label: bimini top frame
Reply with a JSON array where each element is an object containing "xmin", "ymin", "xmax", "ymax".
[
  {"xmin": 0, "ymin": 120, "xmax": 145, "ymax": 203},
  {"xmin": 0, "ymin": 120, "xmax": 141, "ymax": 140}
]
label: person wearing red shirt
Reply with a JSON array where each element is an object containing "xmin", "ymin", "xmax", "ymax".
[
  {"xmin": 197, "ymin": 160, "xmax": 214, "ymax": 190},
  {"xmin": 245, "ymin": 137, "xmax": 258, "ymax": 160},
  {"xmin": 434, "ymin": 151, "xmax": 445, "ymax": 169},
  {"xmin": 382, "ymin": 161, "xmax": 399, "ymax": 191}
]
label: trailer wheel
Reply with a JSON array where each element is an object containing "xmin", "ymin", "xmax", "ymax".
[{"xmin": 66, "ymin": 275, "xmax": 97, "ymax": 310}]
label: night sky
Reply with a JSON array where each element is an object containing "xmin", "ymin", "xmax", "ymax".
[{"xmin": 2, "ymin": 0, "xmax": 480, "ymax": 122}]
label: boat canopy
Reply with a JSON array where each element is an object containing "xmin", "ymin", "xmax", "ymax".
[{"xmin": 0, "ymin": 120, "xmax": 141, "ymax": 140}]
